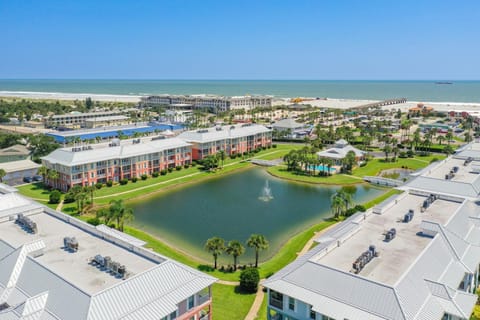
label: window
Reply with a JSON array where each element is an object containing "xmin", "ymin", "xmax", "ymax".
[
  {"xmin": 170, "ymin": 310, "xmax": 177, "ymax": 319},
  {"xmin": 188, "ymin": 295, "xmax": 195, "ymax": 309},
  {"xmin": 288, "ymin": 297, "xmax": 295, "ymax": 311},
  {"xmin": 308, "ymin": 305, "xmax": 316, "ymax": 319},
  {"xmin": 269, "ymin": 290, "xmax": 283, "ymax": 310}
]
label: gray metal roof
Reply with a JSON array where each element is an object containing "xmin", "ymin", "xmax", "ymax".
[
  {"xmin": 42, "ymin": 138, "xmax": 191, "ymax": 166},
  {"xmin": 177, "ymin": 124, "xmax": 271, "ymax": 143}
]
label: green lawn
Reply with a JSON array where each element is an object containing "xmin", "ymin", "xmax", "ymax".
[
  {"xmin": 363, "ymin": 189, "xmax": 403, "ymax": 209},
  {"xmin": 16, "ymin": 183, "xmax": 50, "ymax": 201},
  {"xmin": 267, "ymin": 166, "xmax": 361, "ymax": 185},
  {"xmin": 212, "ymin": 284, "xmax": 256, "ymax": 320},
  {"xmin": 266, "ymin": 154, "xmax": 445, "ymax": 186}
]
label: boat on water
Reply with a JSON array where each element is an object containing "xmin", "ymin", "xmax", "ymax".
[{"xmin": 435, "ymin": 81, "xmax": 453, "ymax": 85}]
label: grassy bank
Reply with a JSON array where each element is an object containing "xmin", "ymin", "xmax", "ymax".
[{"xmin": 212, "ymin": 284, "xmax": 256, "ymax": 320}]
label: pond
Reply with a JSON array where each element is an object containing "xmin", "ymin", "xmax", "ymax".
[{"xmin": 131, "ymin": 167, "xmax": 385, "ymax": 264}]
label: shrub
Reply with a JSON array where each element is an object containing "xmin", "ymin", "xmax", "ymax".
[
  {"xmin": 407, "ymin": 150, "xmax": 415, "ymax": 158},
  {"xmin": 86, "ymin": 217, "xmax": 101, "ymax": 226},
  {"xmin": 430, "ymin": 157, "xmax": 439, "ymax": 163},
  {"xmin": 141, "ymin": 174, "xmax": 148, "ymax": 180},
  {"xmin": 168, "ymin": 167, "xmax": 174, "ymax": 173},
  {"xmin": 354, "ymin": 204, "xmax": 366, "ymax": 212},
  {"xmin": 120, "ymin": 178, "xmax": 128, "ymax": 185},
  {"xmin": 176, "ymin": 166, "xmax": 182, "ymax": 171},
  {"xmin": 191, "ymin": 162, "xmax": 197, "ymax": 167},
  {"xmin": 344, "ymin": 208, "xmax": 357, "ymax": 217},
  {"xmin": 160, "ymin": 170, "xmax": 167, "ymax": 176},
  {"xmin": 106, "ymin": 180, "xmax": 113, "ymax": 187},
  {"xmin": 184, "ymin": 164, "xmax": 190, "ymax": 169},
  {"xmin": 64, "ymin": 191, "xmax": 76, "ymax": 204},
  {"xmin": 152, "ymin": 171, "xmax": 159, "ymax": 178},
  {"xmin": 272, "ymin": 144, "xmax": 277, "ymax": 148},
  {"xmin": 131, "ymin": 177, "xmax": 138, "ymax": 183},
  {"xmin": 230, "ymin": 154, "xmax": 237, "ymax": 159},
  {"xmin": 49, "ymin": 190, "xmax": 61, "ymax": 204},
  {"xmin": 398, "ymin": 151, "xmax": 408, "ymax": 158},
  {"xmin": 240, "ymin": 268, "xmax": 260, "ymax": 293},
  {"xmin": 95, "ymin": 183, "xmax": 103, "ymax": 189}
]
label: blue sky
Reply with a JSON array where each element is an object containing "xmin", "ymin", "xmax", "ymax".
[{"xmin": 1, "ymin": 0, "xmax": 479, "ymax": 79}]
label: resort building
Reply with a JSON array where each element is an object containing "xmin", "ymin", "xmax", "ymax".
[
  {"xmin": 41, "ymin": 137, "xmax": 191, "ymax": 191},
  {"xmin": 316, "ymin": 139, "xmax": 365, "ymax": 165},
  {"xmin": 141, "ymin": 94, "xmax": 273, "ymax": 112},
  {"xmin": 0, "ymin": 159, "xmax": 41, "ymax": 185},
  {"xmin": 84, "ymin": 115, "xmax": 132, "ymax": 128},
  {"xmin": 45, "ymin": 111, "xmax": 126, "ymax": 129},
  {"xmin": 263, "ymin": 141, "xmax": 480, "ymax": 320},
  {"xmin": 178, "ymin": 124, "xmax": 272, "ymax": 160},
  {"xmin": 0, "ymin": 185, "xmax": 216, "ymax": 320}
]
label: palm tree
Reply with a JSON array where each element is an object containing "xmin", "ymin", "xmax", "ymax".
[
  {"xmin": 75, "ymin": 192, "xmax": 87, "ymax": 214},
  {"xmin": 204, "ymin": 237, "xmax": 225, "ymax": 269},
  {"xmin": 337, "ymin": 189, "xmax": 353, "ymax": 210},
  {"xmin": 383, "ymin": 145, "xmax": 392, "ymax": 162},
  {"xmin": 84, "ymin": 185, "xmax": 95, "ymax": 205},
  {"xmin": 47, "ymin": 169, "xmax": 59, "ymax": 189},
  {"xmin": 437, "ymin": 135, "xmax": 446, "ymax": 145},
  {"xmin": 247, "ymin": 234, "xmax": 269, "ymax": 268},
  {"xmin": 446, "ymin": 130, "xmax": 454, "ymax": 145},
  {"xmin": 0, "ymin": 168, "xmax": 6, "ymax": 183},
  {"xmin": 331, "ymin": 192, "xmax": 348, "ymax": 219},
  {"xmin": 38, "ymin": 166, "xmax": 48, "ymax": 185},
  {"xmin": 225, "ymin": 240, "xmax": 245, "ymax": 271},
  {"xmin": 218, "ymin": 150, "xmax": 226, "ymax": 168},
  {"xmin": 109, "ymin": 199, "xmax": 134, "ymax": 231}
]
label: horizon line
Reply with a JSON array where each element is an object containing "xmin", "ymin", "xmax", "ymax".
[{"xmin": 1, "ymin": 78, "xmax": 479, "ymax": 81}]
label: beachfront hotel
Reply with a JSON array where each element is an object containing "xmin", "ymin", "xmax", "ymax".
[
  {"xmin": 0, "ymin": 185, "xmax": 216, "ymax": 319},
  {"xmin": 45, "ymin": 110, "xmax": 127, "ymax": 129},
  {"xmin": 178, "ymin": 123, "xmax": 272, "ymax": 160},
  {"xmin": 41, "ymin": 137, "xmax": 192, "ymax": 191},
  {"xmin": 140, "ymin": 94, "xmax": 273, "ymax": 112},
  {"xmin": 263, "ymin": 142, "xmax": 480, "ymax": 320}
]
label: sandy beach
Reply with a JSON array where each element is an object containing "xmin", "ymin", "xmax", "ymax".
[
  {"xmin": 1, "ymin": 91, "xmax": 480, "ymax": 113},
  {"xmin": 0, "ymin": 91, "xmax": 142, "ymax": 103}
]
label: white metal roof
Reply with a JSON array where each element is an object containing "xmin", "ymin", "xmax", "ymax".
[{"xmin": 177, "ymin": 124, "xmax": 271, "ymax": 143}]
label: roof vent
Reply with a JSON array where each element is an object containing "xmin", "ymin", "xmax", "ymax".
[
  {"xmin": 385, "ymin": 228, "xmax": 396, "ymax": 242},
  {"xmin": 63, "ymin": 236, "xmax": 79, "ymax": 252},
  {"xmin": 421, "ymin": 194, "xmax": 438, "ymax": 212},
  {"xmin": 16, "ymin": 214, "xmax": 37, "ymax": 234},
  {"xmin": 90, "ymin": 254, "xmax": 129, "ymax": 279},
  {"xmin": 352, "ymin": 245, "xmax": 378, "ymax": 274},
  {"xmin": 403, "ymin": 209, "xmax": 414, "ymax": 223},
  {"xmin": 464, "ymin": 157, "xmax": 473, "ymax": 166}
]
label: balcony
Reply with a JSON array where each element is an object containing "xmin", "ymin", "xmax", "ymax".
[{"xmin": 197, "ymin": 294, "xmax": 211, "ymax": 306}]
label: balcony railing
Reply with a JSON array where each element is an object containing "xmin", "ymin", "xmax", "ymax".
[{"xmin": 197, "ymin": 295, "xmax": 211, "ymax": 306}]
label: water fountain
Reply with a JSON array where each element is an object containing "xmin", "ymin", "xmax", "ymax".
[{"xmin": 258, "ymin": 180, "xmax": 274, "ymax": 202}]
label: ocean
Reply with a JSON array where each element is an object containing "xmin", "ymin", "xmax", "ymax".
[{"xmin": 1, "ymin": 80, "xmax": 480, "ymax": 102}]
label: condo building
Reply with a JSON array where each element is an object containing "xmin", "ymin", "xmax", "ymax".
[
  {"xmin": 141, "ymin": 94, "xmax": 273, "ymax": 112},
  {"xmin": 0, "ymin": 186, "xmax": 216, "ymax": 320},
  {"xmin": 177, "ymin": 124, "xmax": 272, "ymax": 160},
  {"xmin": 46, "ymin": 111, "xmax": 127, "ymax": 129},
  {"xmin": 41, "ymin": 137, "xmax": 192, "ymax": 191},
  {"xmin": 263, "ymin": 142, "xmax": 480, "ymax": 320}
]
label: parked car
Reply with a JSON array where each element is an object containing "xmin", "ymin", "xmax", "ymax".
[
  {"xmin": 33, "ymin": 175, "xmax": 43, "ymax": 182},
  {"xmin": 23, "ymin": 176, "xmax": 33, "ymax": 183}
]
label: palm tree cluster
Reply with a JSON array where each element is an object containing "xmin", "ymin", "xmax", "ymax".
[
  {"xmin": 204, "ymin": 234, "xmax": 269, "ymax": 271},
  {"xmin": 330, "ymin": 189, "xmax": 354, "ymax": 219},
  {"xmin": 96, "ymin": 199, "xmax": 134, "ymax": 231},
  {"xmin": 283, "ymin": 146, "xmax": 334, "ymax": 176},
  {"xmin": 64, "ymin": 184, "xmax": 96, "ymax": 214}
]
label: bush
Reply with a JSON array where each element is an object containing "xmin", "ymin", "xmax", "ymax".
[
  {"xmin": 230, "ymin": 154, "xmax": 237, "ymax": 159},
  {"xmin": 176, "ymin": 166, "xmax": 182, "ymax": 171},
  {"xmin": 95, "ymin": 183, "xmax": 103, "ymax": 189},
  {"xmin": 430, "ymin": 157, "xmax": 439, "ymax": 163},
  {"xmin": 131, "ymin": 177, "xmax": 138, "ymax": 183},
  {"xmin": 398, "ymin": 151, "xmax": 408, "ymax": 158},
  {"xmin": 160, "ymin": 170, "xmax": 167, "ymax": 176},
  {"xmin": 168, "ymin": 167, "xmax": 174, "ymax": 173},
  {"xmin": 106, "ymin": 180, "xmax": 113, "ymax": 187},
  {"xmin": 120, "ymin": 178, "xmax": 128, "ymax": 185},
  {"xmin": 86, "ymin": 217, "xmax": 101, "ymax": 226},
  {"xmin": 240, "ymin": 268, "xmax": 260, "ymax": 293},
  {"xmin": 407, "ymin": 150, "xmax": 415, "ymax": 158},
  {"xmin": 49, "ymin": 190, "xmax": 61, "ymax": 204},
  {"xmin": 141, "ymin": 174, "xmax": 148, "ymax": 180},
  {"xmin": 64, "ymin": 191, "xmax": 76, "ymax": 204},
  {"xmin": 191, "ymin": 162, "xmax": 197, "ymax": 167},
  {"xmin": 152, "ymin": 171, "xmax": 159, "ymax": 178},
  {"xmin": 354, "ymin": 204, "xmax": 366, "ymax": 212},
  {"xmin": 344, "ymin": 208, "xmax": 357, "ymax": 217},
  {"xmin": 184, "ymin": 164, "xmax": 190, "ymax": 169},
  {"xmin": 272, "ymin": 144, "xmax": 277, "ymax": 148}
]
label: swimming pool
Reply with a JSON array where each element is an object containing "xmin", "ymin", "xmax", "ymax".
[{"xmin": 310, "ymin": 165, "xmax": 337, "ymax": 172}]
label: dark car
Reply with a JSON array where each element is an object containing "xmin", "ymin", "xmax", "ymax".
[
  {"xmin": 33, "ymin": 175, "xmax": 43, "ymax": 182},
  {"xmin": 23, "ymin": 176, "xmax": 33, "ymax": 183}
]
